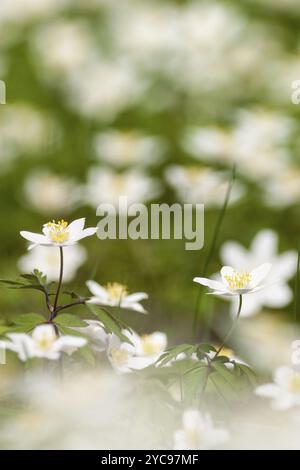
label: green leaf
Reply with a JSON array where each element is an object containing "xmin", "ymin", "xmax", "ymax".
[
  {"xmin": 14, "ymin": 313, "xmax": 45, "ymax": 327},
  {"xmin": 79, "ymin": 345, "xmax": 95, "ymax": 365},
  {"xmin": 54, "ymin": 314, "xmax": 86, "ymax": 328},
  {"xmin": 236, "ymin": 364, "xmax": 257, "ymax": 387},
  {"xmin": 87, "ymin": 304, "xmax": 131, "ymax": 344},
  {"xmin": 57, "ymin": 326, "xmax": 88, "ymax": 338},
  {"xmin": 156, "ymin": 344, "xmax": 197, "ymax": 367}
]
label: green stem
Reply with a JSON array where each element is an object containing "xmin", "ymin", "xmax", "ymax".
[
  {"xmin": 215, "ymin": 294, "xmax": 243, "ymax": 357},
  {"xmin": 53, "ymin": 246, "xmax": 64, "ymax": 316},
  {"xmin": 193, "ymin": 164, "xmax": 236, "ymax": 335}
]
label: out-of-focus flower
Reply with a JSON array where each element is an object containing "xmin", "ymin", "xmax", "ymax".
[
  {"xmin": 93, "ymin": 129, "xmax": 165, "ymax": 167},
  {"xmin": 66, "ymin": 60, "xmax": 145, "ymax": 120},
  {"xmin": 291, "ymin": 341, "xmax": 300, "ymax": 366},
  {"xmin": 74, "ymin": 320, "xmax": 108, "ymax": 353},
  {"xmin": 32, "ymin": 20, "xmax": 96, "ymax": 78},
  {"xmin": 18, "ymin": 245, "xmax": 86, "ymax": 283},
  {"xmin": 165, "ymin": 166, "xmax": 244, "ymax": 207},
  {"xmin": 256, "ymin": 366, "xmax": 300, "ymax": 410},
  {"xmin": 0, "ymin": 104, "xmax": 60, "ymax": 169},
  {"xmin": 23, "ymin": 169, "xmax": 81, "ymax": 215},
  {"xmin": 1, "ymin": 325, "xmax": 86, "ymax": 361},
  {"xmin": 182, "ymin": 127, "xmax": 234, "ymax": 165},
  {"xmin": 20, "ymin": 218, "xmax": 97, "ymax": 250},
  {"xmin": 194, "ymin": 263, "xmax": 271, "ymax": 297},
  {"xmin": 174, "ymin": 409, "xmax": 229, "ymax": 450},
  {"xmin": 0, "ymin": 0, "xmax": 67, "ymax": 25},
  {"xmin": 262, "ymin": 168, "xmax": 300, "ymax": 208},
  {"xmin": 85, "ymin": 167, "xmax": 161, "ymax": 211},
  {"xmin": 86, "ymin": 280, "xmax": 148, "ymax": 314},
  {"xmin": 221, "ymin": 230, "xmax": 297, "ymax": 317},
  {"xmin": 107, "ymin": 330, "xmax": 167, "ymax": 373}
]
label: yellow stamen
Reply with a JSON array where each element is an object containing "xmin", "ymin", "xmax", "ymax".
[
  {"xmin": 225, "ymin": 270, "xmax": 252, "ymax": 290},
  {"xmin": 46, "ymin": 220, "xmax": 70, "ymax": 244},
  {"xmin": 288, "ymin": 373, "xmax": 300, "ymax": 394},
  {"xmin": 110, "ymin": 348, "xmax": 129, "ymax": 365},
  {"xmin": 141, "ymin": 335, "xmax": 161, "ymax": 356},
  {"xmin": 106, "ymin": 282, "xmax": 128, "ymax": 302}
]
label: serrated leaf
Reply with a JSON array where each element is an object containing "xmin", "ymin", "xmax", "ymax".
[
  {"xmin": 14, "ymin": 313, "xmax": 45, "ymax": 327},
  {"xmin": 212, "ymin": 362, "xmax": 236, "ymax": 383},
  {"xmin": 54, "ymin": 314, "xmax": 86, "ymax": 328},
  {"xmin": 237, "ymin": 364, "xmax": 257, "ymax": 387}
]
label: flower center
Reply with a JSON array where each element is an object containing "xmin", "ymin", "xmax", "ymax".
[
  {"xmin": 106, "ymin": 282, "xmax": 128, "ymax": 302},
  {"xmin": 35, "ymin": 333, "xmax": 55, "ymax": 351},
  {"xmin": 46, "ymin": 220, "xmax": 70, "ymax": 244},
  {"xmin": 110, "ymin": 347, "xmax": 129, "ymax": 365},
  {"xmin": 288, "ymin": 373, "xmax": 300, "ymax": 394},
  {"xmin": 186, "ymin": 428, "xmax": 203, "ymax": 447},
  {"xmin": 224, "ymin": 270, "xmax": 252, "ymax": 290},
  {"xmin": 141, "ymin": 335, "xmax": 161, "ymax": 356}
]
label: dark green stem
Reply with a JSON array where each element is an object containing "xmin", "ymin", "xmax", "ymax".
[
  {"xmin": 52, "ymin": 247, "xmax": 64, "ymax": 317},
  {"xmin": 215, "ymin": 294, "xmax": 243, "ymax": 357}
]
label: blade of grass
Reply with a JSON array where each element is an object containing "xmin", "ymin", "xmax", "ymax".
[{"xmin": 193, "ymin": 164, "xmax": 236, "ymax": 337}]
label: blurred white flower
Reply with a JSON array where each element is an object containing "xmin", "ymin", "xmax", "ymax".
[
  {"xmin": 0, "ymin": 104, "xmax": 60, "ymax": 169},
  {"xmin": 23, "ymin": 169, "xmax": 81, "ymax": 214},
  {"xmin": 21, "ymin": 218, "xmax": 98, "ymax": 250},
  {"xmin": 165, "ymin": 166, "xmax": 244, "ymax": 207},
  {"xmin": 66, "ymin": 60, "xmax": 145, "ymax": 120},
  {"xmin": 85, "ymin": 167, "xmax": 161, "ymax": 210},
  {"xmin": 262, "ymin": 168, "xmax": 300, "ymax": 208},
  {"xmin": 87, "ymin": 280, "xmax": 148, "ymax": 314},
  {"xmin": 182, "ymin": 127, "xmax": 234, "ymax": 165},
  {"xmin": 32, "ymin": 20, "xmax": 97, "ymax": 78},
  {"xmin": 0, "ymin": 0, "xmax": 67, "ymax": 25},
  {"xmin": 291, "ymin": 341, "xmax": 300, "ymax": 366},
  {"xmin": 1, "ymin": 324, "xmax": 86, "ymax": 362},
  {"xmin": 74, "ymin": 320, "xmax": 108, "ymax": 353},
  {"xmin": 221, "ymin": 230, "xmax": 297, "ymax": 316},
  {"xmin": 256, "ymin": 366, "xmax": 300, "ymax": 410},
  {"xmin": 93, "ymin": 129, "xmax": 165, "ymax": 167},
  {"xmin": 107, "ymin": 330, "xmax": 167, "ymax": 373},
  {"xmin": 174, "ymin": 409, "xmax": 229, "ymax": 450},
  {"xmin": 18, "ymin": 245, "xmax": 86, "ymax": 283},
  {"xmin": 194, "ymin": 263, "xmax": 271, "ymax": 297}
]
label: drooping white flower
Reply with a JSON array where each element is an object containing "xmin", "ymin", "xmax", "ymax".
[
  {"xmin": 256, "ymin": 366, "xmax": 300, "ymax": 410},
  {"xmin": 23, "ymin": 169, "xmax": 81, "ymax": 215},
  {"xmin": 20, "ymin": 218, "xmax": 98, "ymax": 250},
  {"xmin": 174, "ymin": 409, "xmax": 229, "ymax": 450},
  {"xmin": 86, "ymin": 280, "xmax": 148, "ymax": 314},
  {"xmin": 1, "ymin": 324, "xmax": 86, "ymax": 362},
  {"xmin": 18, "ymin": 245, "xmax": 87, "ymax": 283},
  {"xmin": 93, "ymin": 129, "xmax": 165, "ymax": 167},
  {"xmin": 194, "ymin": 263, "xmax": 271, "ymax": 297},
  {"xmin": 85, "ymin": 167, "xmax": 161, "ymax": 211},
  {"xmin": 220, "ymin": 230, "xmax": 297, "ymax": 316},
  {"xmin": 107, "ymin": 330, "xmax": 167, "ymax": 373},
  {"xmin": 165, "ymin": 165, "xmax": 244, "ymax": 207},
  {"xmin": 74, "ymin": 320, "xmax": 108, "ymax": 353}
]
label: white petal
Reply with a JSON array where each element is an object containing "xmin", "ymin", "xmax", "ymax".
[
  {"xmin": 73, "ymin": 227, "xmax": 98, "ymax": 241},
  {"xmin": 263, "ymin": 283, "xmax": 292, "ymax": 308},
  {"xmin": 121, "ymin": 300, "xmax": 147, "ymax": 313},
  {"xmin": 220, "ymin": 266, "xmax": 235, "ymax": 287},
  {"xmin": 20, "ymin": 231, "xmax": 49, "ymax": 245},
  {"xmin": 250, "ymin": 263, "xmax": 272, "ymax": 288},
  {"xmin": 86, "ymin": 280, "xmax": 109, "ymax": 301},
  {"xmin": 251, "ymin": 230, "xmax": 278, "ymax": 259},
  {"xmin": 127, "ymin": 356, "xmax": 155, "ymax": 369},
  {"xmin": 272, "ymin": 252, "xmax": 298, "ymax": 281},
  {"xmin": 68, "ymin": 218, "xmax": 85, "ymax": 236},
  {"xmin": 274, "ymin": 366, "xmax": 293, "ymax": 387},
  {"xmin": 255, "ymin": 384, "xmax": 279, "ymax": 398},
  {"xmin": 125, "ymin": 292, "xmax": 148, "ymax": 302},
  {"xmin": 220, "ymin": 242, "xmax": 249, "ymax": 269},
  {"xmin": 193, "ymin": 277, "xmax": 227, "ymax": 292},
  {"xmin": 55, "ymin": 336, "xmax": 87, "ymax": 355}
]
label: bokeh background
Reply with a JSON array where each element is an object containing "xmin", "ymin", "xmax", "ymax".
[{"xmin": 1, "ymin": 0, "xmax": 300, "ymax": 349}]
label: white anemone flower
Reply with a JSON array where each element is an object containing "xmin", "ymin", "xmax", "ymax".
[
  {"xmin": 86, "ymin": 280, "xmax": 148, "ymax": 314},
  {"xmin": 194, "ymin": 263, "xmax": 272, "ymax": 296},
  {"xmin": 107, "ymin": 330, "xmax": 167, "ymax": 373},
  {"xmin": 74, "ymin": 320, "xmax": 108, "ymax": 353},
  {"xmin": 220, "ymin": 230, "xmax": 297, "ymax": 316},
  {"xmin": 174, "ymin": 409, "xmax": 229, "ymax": 450},
  {"xmin": 20, "ymin": 218, "xmax": 98, "ymax": 250},
  {"xmin": 256, "ymin": 366, "xmax": 300, "ymax": 410},
  {"xmin": 18, "ymin": 245, "xmax": 86, "ymax": 283},
  {"xmin": 1, "ymin": 325, "xmax": 86, "ymax": 362}
]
